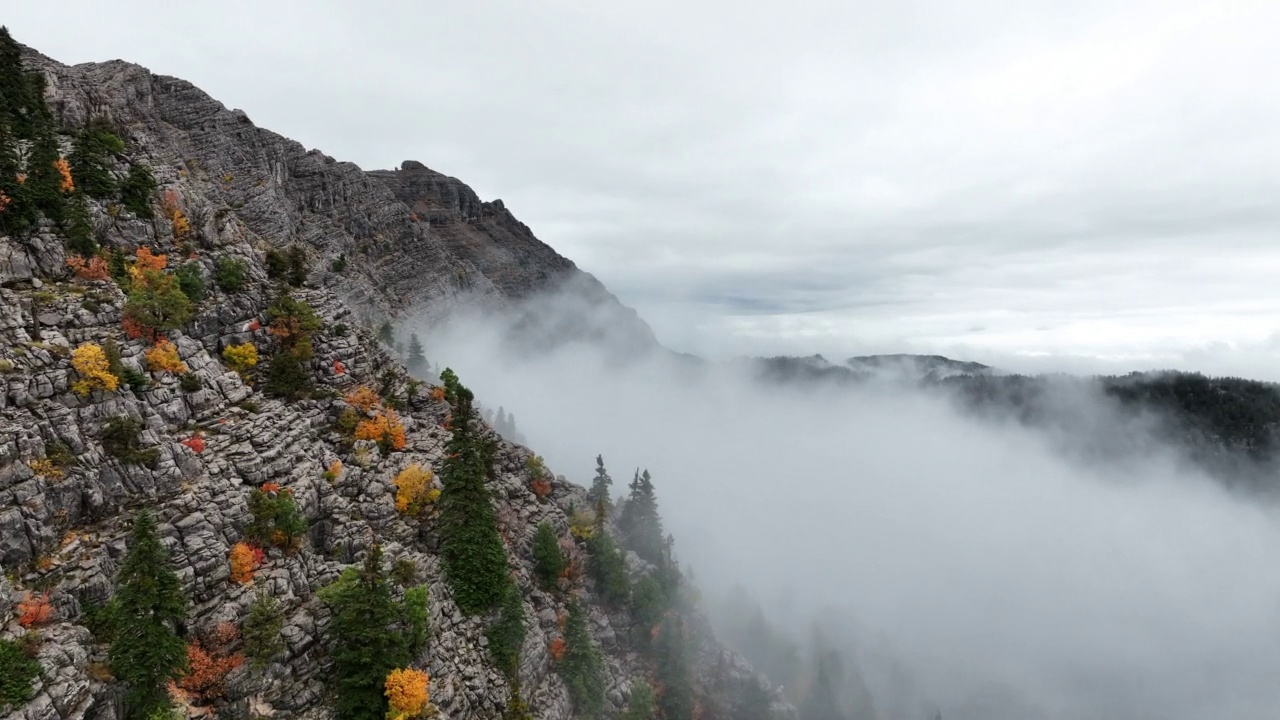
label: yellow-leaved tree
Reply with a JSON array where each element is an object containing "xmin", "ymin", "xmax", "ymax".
[
  {"xmin": 393, "ymin": 465, "xmax": 440, "ymax": 516},
  {"xmin": 222, "ymin": 342, "xmax": 258, "ymax": 380},
  {"xmin": 384, "ymin": 668, "xmax": 430, "ymax": 720},
  {"xmin": 71, "ymin": 342, "xmax": 119, "ymax": 396}
]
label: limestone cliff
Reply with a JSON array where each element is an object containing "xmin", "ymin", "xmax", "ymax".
[{"xmin": 0, "ymin": 35, "xmax": 781, "ymax": 720}]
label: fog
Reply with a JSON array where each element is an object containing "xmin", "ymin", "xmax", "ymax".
[{"xmin": 413, "ymin": 300, "xmax": 1280, "ymax": 720}]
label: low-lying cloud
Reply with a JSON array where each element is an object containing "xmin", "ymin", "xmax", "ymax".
[{"xmin": 416, "ymin": 299, "xmax": 1280, "ymax": 720}]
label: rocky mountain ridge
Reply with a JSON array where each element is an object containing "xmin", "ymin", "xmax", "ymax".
[{"xmin": 0, "ymin": 31, "xmax": 782, "ymax": 720}]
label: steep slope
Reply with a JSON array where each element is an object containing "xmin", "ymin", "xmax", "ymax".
[{"xmin": 0, "ymin": 32, "xmax": 782, "ymax": 720}]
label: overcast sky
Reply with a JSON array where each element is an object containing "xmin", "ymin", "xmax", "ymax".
[{"xmin": 11, "ymin": 1, "xmax": 1280, "ymax": 377}]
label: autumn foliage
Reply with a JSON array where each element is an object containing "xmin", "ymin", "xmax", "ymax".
[
  {"xmin": 66, "ymin": 255, "xmax": 110, "ymax": 280},
  {"xmin": 549, "ymin": 637, "xmax": 566, "ymax": 662},
  {"xmin": 177, "ymin": 633, "xmax": 244, "ymax": 702},
  {"xmin": 71, "ymin": 342, "xmax": 120, "ymax": 396},
  {"xmin": 384, "ymin": 668, "xmax": 431, "ymax": 720},
  {"xmin": 344, "ymin": 385, "xmax": 381, "ymax": 413},
  {"xmin": 222, "ymin": 342, "xmax": 258, "ymax": 380},
  {"xmin": 393, "ymin": 464, "xmax": 439, "ymax": 516},
  {"xmin": 130, "ymin": 246, "xmax": 168, "ymax": 277},
  {"xmin": 355, "ymin": 410, "xmax": 407, "ymax": 452},
  {"xmin": 17, "ymin": 592, "xmax": 53, "ymax": 628},
  {"xmin": 181, "ymin": 434, "xmax": 206, "ymax": 453},
  {"xmin": 428, "ymin": 386, "xmax": 446, "ymax": 403},
  {"xmin": 229, "ymin": 542, "xmax": 262, "ymax": 584},
  {"xmin": 162, "ymin": 190, "xmax": 190, "ymax": 241},
  {"xmin": 54, "ymin": 157, "xmax": 74, "ymax": 193},
  {"xmin": 145, "ymin": 338, "xmax": 188, "ymax": 374},
  {"xmin": 530, "ymin": 478, "xmax": 552, "ymax": 499}
]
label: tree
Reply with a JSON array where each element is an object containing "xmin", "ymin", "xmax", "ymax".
[
  {"xmin": 799, "ymin": 650, "xmax": 849, "ymax": 720},
  {"xmin": 0, "ymin": 638, "xmax": 41, "ymax": 711},
  {"xmin": 532, "ymin": 521, "xmax": 565, "ymax": 591},
  {"xmin": 319, "ymin": 545, "xmax": 420, "ymax": 720},
  {"xmin": 630, "ymin": 575, "xmax": 667, "ymax": 646},
  {"xmin": 406, "ymin": 333, "xmax": 426, "ymax": 373},
  {"xmin": 621, "ymin": 679, "xmax": 657, "ymax": 720},
  {"xmin": 586, "ymin": 455, "xmax": 613, "ymax": 519},
  {"xmin": 618, "ymin": 469, "xmax": 665, "ymax": 565},
  {"xmin": 384, "ymin": 668, "xmax": 431, "ymax": 720},
  {"xmin": 733, "ymin": 676, "xmax": 776, "ymax": 720},
  {"xmin": 242, "ymin": 591, "xmax": 285, "ymax": 668},
  {"xmin": 119, "ymin": 162, "xmax": 156, "ymax": 218},
  {"xmin": 71, "ymin": 342, "xmax": 119, "ymax": 395},
  {"xmin": 377, "ymin": 321, "xmax": 395, "ymax": 347},
  {"xmin": 68, "ymin": 118, "xmax": 124, "ymax": 199},
  {"xmin": 109, "ymin": 509, "xmax": 188, "ymax": 719},
  {"xmin": 122, "ymin": 269, "xmax": 192, "ymax": 337},
  {"xmin": 586, "ymin": 530, "xmax": 630, "ymax": 606},
  {"xmin": 559, "ymin": 601, "xmax": 605, "ymax": 718},
  {"xmin": 654, "ymin": 615, "xmax": 695, "ymax": 720},
  {"xmin": 438, "ymin": 375, "xmax": 510, "ymax": 614},
  {"xmin": 485, "ymin": 582, "xmax": 526, "ymax": 680},
  {"xmin": 213, "ymin": 256, "xmax": 247, "ymax": 292}
]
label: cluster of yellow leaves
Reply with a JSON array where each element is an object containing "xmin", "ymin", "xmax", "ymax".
[
  {"xmin": 344, "ymin": 385, "xmax": 381, "ymax": 413},
  {"xmin": 393, "ymin": 464, "xmax": 440, "ymax": 516},
  {"xmin": 222, "ymin": 342, "xmax": 258, "ymax": 379},
  {"xmin": 66, "ymin": 255, "xmax": 110, "ymax": 280},
  {"xmin": 568, "ymin": 509, "xmax": 596, "ymax": 540},
  {"xmin": 355, "ymin": 410, "xmax": 407, "ymax": 451},
  {"xmin": 162, "ymin": 189, "xmax": 191, "ymax": 240},
  {"xmin": 145, "ymin": 338, "xmax": 188, "ymax": 374},
  {"xmin": 228, "ymin": 542, "xmax": 259, "ymax": 584},
  {"xmin": 70, "ymin": 342, "xmax": 119, "ymax": 396},
  {"xmin": 54, "ymin": 157, "xmax": 74, "ymax": 193},
  {"xmin": 384, "ymin": 668, "xmax": 431, "ymax": 720},
  {"xmin": 28, "ymin": 457, "xmax": 63, "ymax": 480}
]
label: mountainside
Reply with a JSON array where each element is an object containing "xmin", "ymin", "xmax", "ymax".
[{"xmin": 0, "ymin": 32, "xmax": 780, "ymax": 720}]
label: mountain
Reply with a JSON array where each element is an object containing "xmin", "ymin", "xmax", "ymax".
[{"xmin": 0, "ymin": 31, "xmax": 783, "ymax": 720}]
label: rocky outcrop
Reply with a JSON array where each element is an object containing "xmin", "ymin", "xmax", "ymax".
[{"xmin": 0, "ymin": 39, "xmax": 783, "ymax": 720}]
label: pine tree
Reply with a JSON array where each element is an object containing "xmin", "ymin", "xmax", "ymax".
[
  {"xmin": 486, "ymin": 582, "xmax": 526, "ymax": 680},
  {"xmin": 438, "ymin": 376, "xmax": 510, "ymax": 614},
  {"xmin": 319, "ymin": 544, "xmax": 414, "ymax": 720},
  {"xmin": 108, "ymin": 509, "xmax": 188, "ymax": 720},
  {"xmin": 69, "ymin": 118, "xmax": 124, "ymax": 199},
  {"xmin": 618, "ymin": 469, "xmax": 665, "ymax": 565},
  {"xmin": 242, "ymin": 591, "xmax": 285, "ymax": 669},
  {"xmin": 733, "ymin": 676, "xmax": 776, "ymax": 720},
  {"xmin": 586, "ymin": 455, "xmax": 613, "ymax": 518},
  {"xmin": 586, "ymin": 529, "xmax": 630, "ymax": 606},
  {"xmin": 406, "ymin": 333, "xmax": 426, "ymax": 373},
  {"xmin": 532, "ymin": 521, "xmax": 565, "ymax": 590},
  {"xmin": 654, "ymin": 614, "xmax": 695, "ymax": 720},
  {"xmin": 559, "ymin": 601, "xmax": 605, "ymax": 718},
  {"xmin": 798, "ymin": 650, "xmax": 849, "ymax": 720},
  {"xmin": 620, "ymin": 679, "xmax": 657, "ymax": 720}
]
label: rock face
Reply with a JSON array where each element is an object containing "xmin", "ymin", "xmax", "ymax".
[{"xmin": 0, "ymin": 39, "xmax": 784, "ymax": 720}]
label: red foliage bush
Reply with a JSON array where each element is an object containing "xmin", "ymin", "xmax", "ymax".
[{"xmin": 17, "ymin": 592, "xmax": 53, "ymax": 628}]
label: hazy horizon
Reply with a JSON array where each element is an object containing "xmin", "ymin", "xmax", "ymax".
[{"xmin": 9, "ymin": 1, "xmax": 1280, "ymax": 379}]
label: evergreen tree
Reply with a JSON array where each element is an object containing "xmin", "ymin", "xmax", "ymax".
[
  {"xmin": 620, "ymin": 679, "xmax": 657, "ymax": 720},
  {"xmin": 0, "ymin": 27, "xmax": 30, "ymax": 135},
  {"xmin": 25, "ymin": 121, "xmax": 66, "ymax": 223},
  {"xmin": 0, "ymin": 119, "xmax": 35, "ymax": 234},
  {"xmin": 733, "ymin": 676, "xmax": 776, "ymax": 720},
  {"xmin": 64, "ymin": 190, "xmax": 96, "ymax": 256},
  {"xmin": 586, "ymin": 530, "xmax": 630, "ymax": 606},
  {"xmin": 532, "ymin": 521, "xmax": 566, "ymax": 590},
  {"xmin": 654, "ymin": 615, "xmax": 695, "ymax": 720},
  {"xmin": 618, "ymin": 469, "xmax": 665, "ymax": 565},
  {"xmin": 559, "ymin": 601, "xmax": 605, "ymax": 718},
  {"xmin": 586, "ymin": 455, "xmax": 613, "ymax": 518},
  {"xmin": 630, "ymin": 574, "xmax": 667, "ymax": 647},
  {"xmin": 69, "ymin": 118, "xmax": 124, "ymax": 199},
  {"xmin": 799, "ymin": 650, "xmax": 849, "ymax": 720},
  {"xmin": 438, "ymin": 376, "xmax": 510, "ymax": 614},
  {"xmin": 119, "ymin": 162, "xmax": 156, "ymax": 218},
  {"xmin": 486, "ymin": 582, "xmax": 526, "ymax": 680},
  {"xmin": 241, "ymin": 591, "xmax": 285, "ymax": 669},
  {"xmin": 319, "ymin": 544, "xmax": 414, "ymax": 720},
  {"xmin": 108, "ymin": 509, "xmax": 188, "ymax": 720},
  {"xmin": 377, "ymin": 320, "xmax": 395, "ymax": 347},
  {"xmin": 406, "ymin": 333, "xmax": 426, "ymax": 373}
]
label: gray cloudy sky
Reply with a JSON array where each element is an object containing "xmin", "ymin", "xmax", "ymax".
[{"xmin": 12, "ymin": 1, "xmax": 1280, "ymax": 375}]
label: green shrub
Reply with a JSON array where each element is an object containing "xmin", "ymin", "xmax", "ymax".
[
  {"xmin": 119, "ymin": 163, "xmax": 157, "ymax": 218},
  {"xmin": 174, "ymin": 262, "xmax": 205, "ymax": 302},
  {"xmin": 391, "ymin": 558, "xmax": 418, "ymax": 586},
  {"xmin": 0, "ymin": 638, "xmax": 41, "ymax": 710},
  {"xmin": 101, "ymin": 416, "xmax": 159, "ymax": 465},
  {"xmin": 244, "ymin": 486, "xmax": 307, "ymax": 548},
  {"xmin": 122, "ymin": 270, "xmax": 192, "ymax": 334},
  {"xmin": 264, "ymin": 248, "xmax": 287, "ymax": 281},
  {"xmin": 213, "ymin": 256, "xmax": 247, "ymax": 292},
  {"xmin": 330, "ymin": 253, "xmax": 347, "ymax": 272},
  {"xmin": 532, "ymin": 521, "xmax": 565, "ymax": 591},
  {"xmin": 263, "ymin": 350, "xmax": 311, "ymax": 400},
  {"xmin": 178, "ymin": 372, "xmax": 202, "ymax": 392}
]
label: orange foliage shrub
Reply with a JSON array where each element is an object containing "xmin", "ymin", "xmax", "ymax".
[
  {"xmin": 248, "ymin": 318, "xmax": 261, "ymax": 332},
  {"xmin": 121, "ymin": 316, "xmax": 153, "ymax": 341},
  {"xmin": 260, "ymin": 482, "xmax": 282, "ymax": 495},
  {"xmin": 333, "ymin": 359, "xmax": 345, "ymax": 375},
  {"xmin": 385, "ymin": 668, "xmax": 430, "ymax": 720},
  {"xmin": 229, "ymin": 541, "xmax": 260, "ymax": 584},
  {"xmin": 428, "ymin": 386, "xmax": 446, "ymax": 403},
  {"xmin": 181, "ymin": 434, "xmax": 206, "ymax": 453},
  {"xmin": 178, "ymin": 640, "xmax": 244, "ymax": 701},
  {"xmin": 133, "ymin": 246, "xmax": 168, "ymax": 274},
  {"xmin": 18, "ymin": 592, "xmax": 53, "ymax": 628},
  {"xmin": 354, "ymin": 410, "xmax": 406, "ymax": 451},
  {"xmin": 323, "ymin": 460, "xmax": 343, "ymax": 482},
  {"xmin": 549, "ymin": 637, "xmax": 566, "ymax": 662},
  {"xmin": 530, "ymin": 478, "xmax": 552, "ymax": 499},
  {"xmin": 67, "ymin": 255, "xmax": 110, "ymax": 280},
  {"xmin": 145, "ymin": 338, "xmax": 188, "ymax": 374},
  {"xmin": 162, "ymin": 189, "xmax": 191, "ymax": 240},
  {"xmin": 344, "ymin": 385, "xmax": 381, "ymax": 413},
  {"xmin": 54, "ymin": 157, "xmax": 74, "ymax": 193}
]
